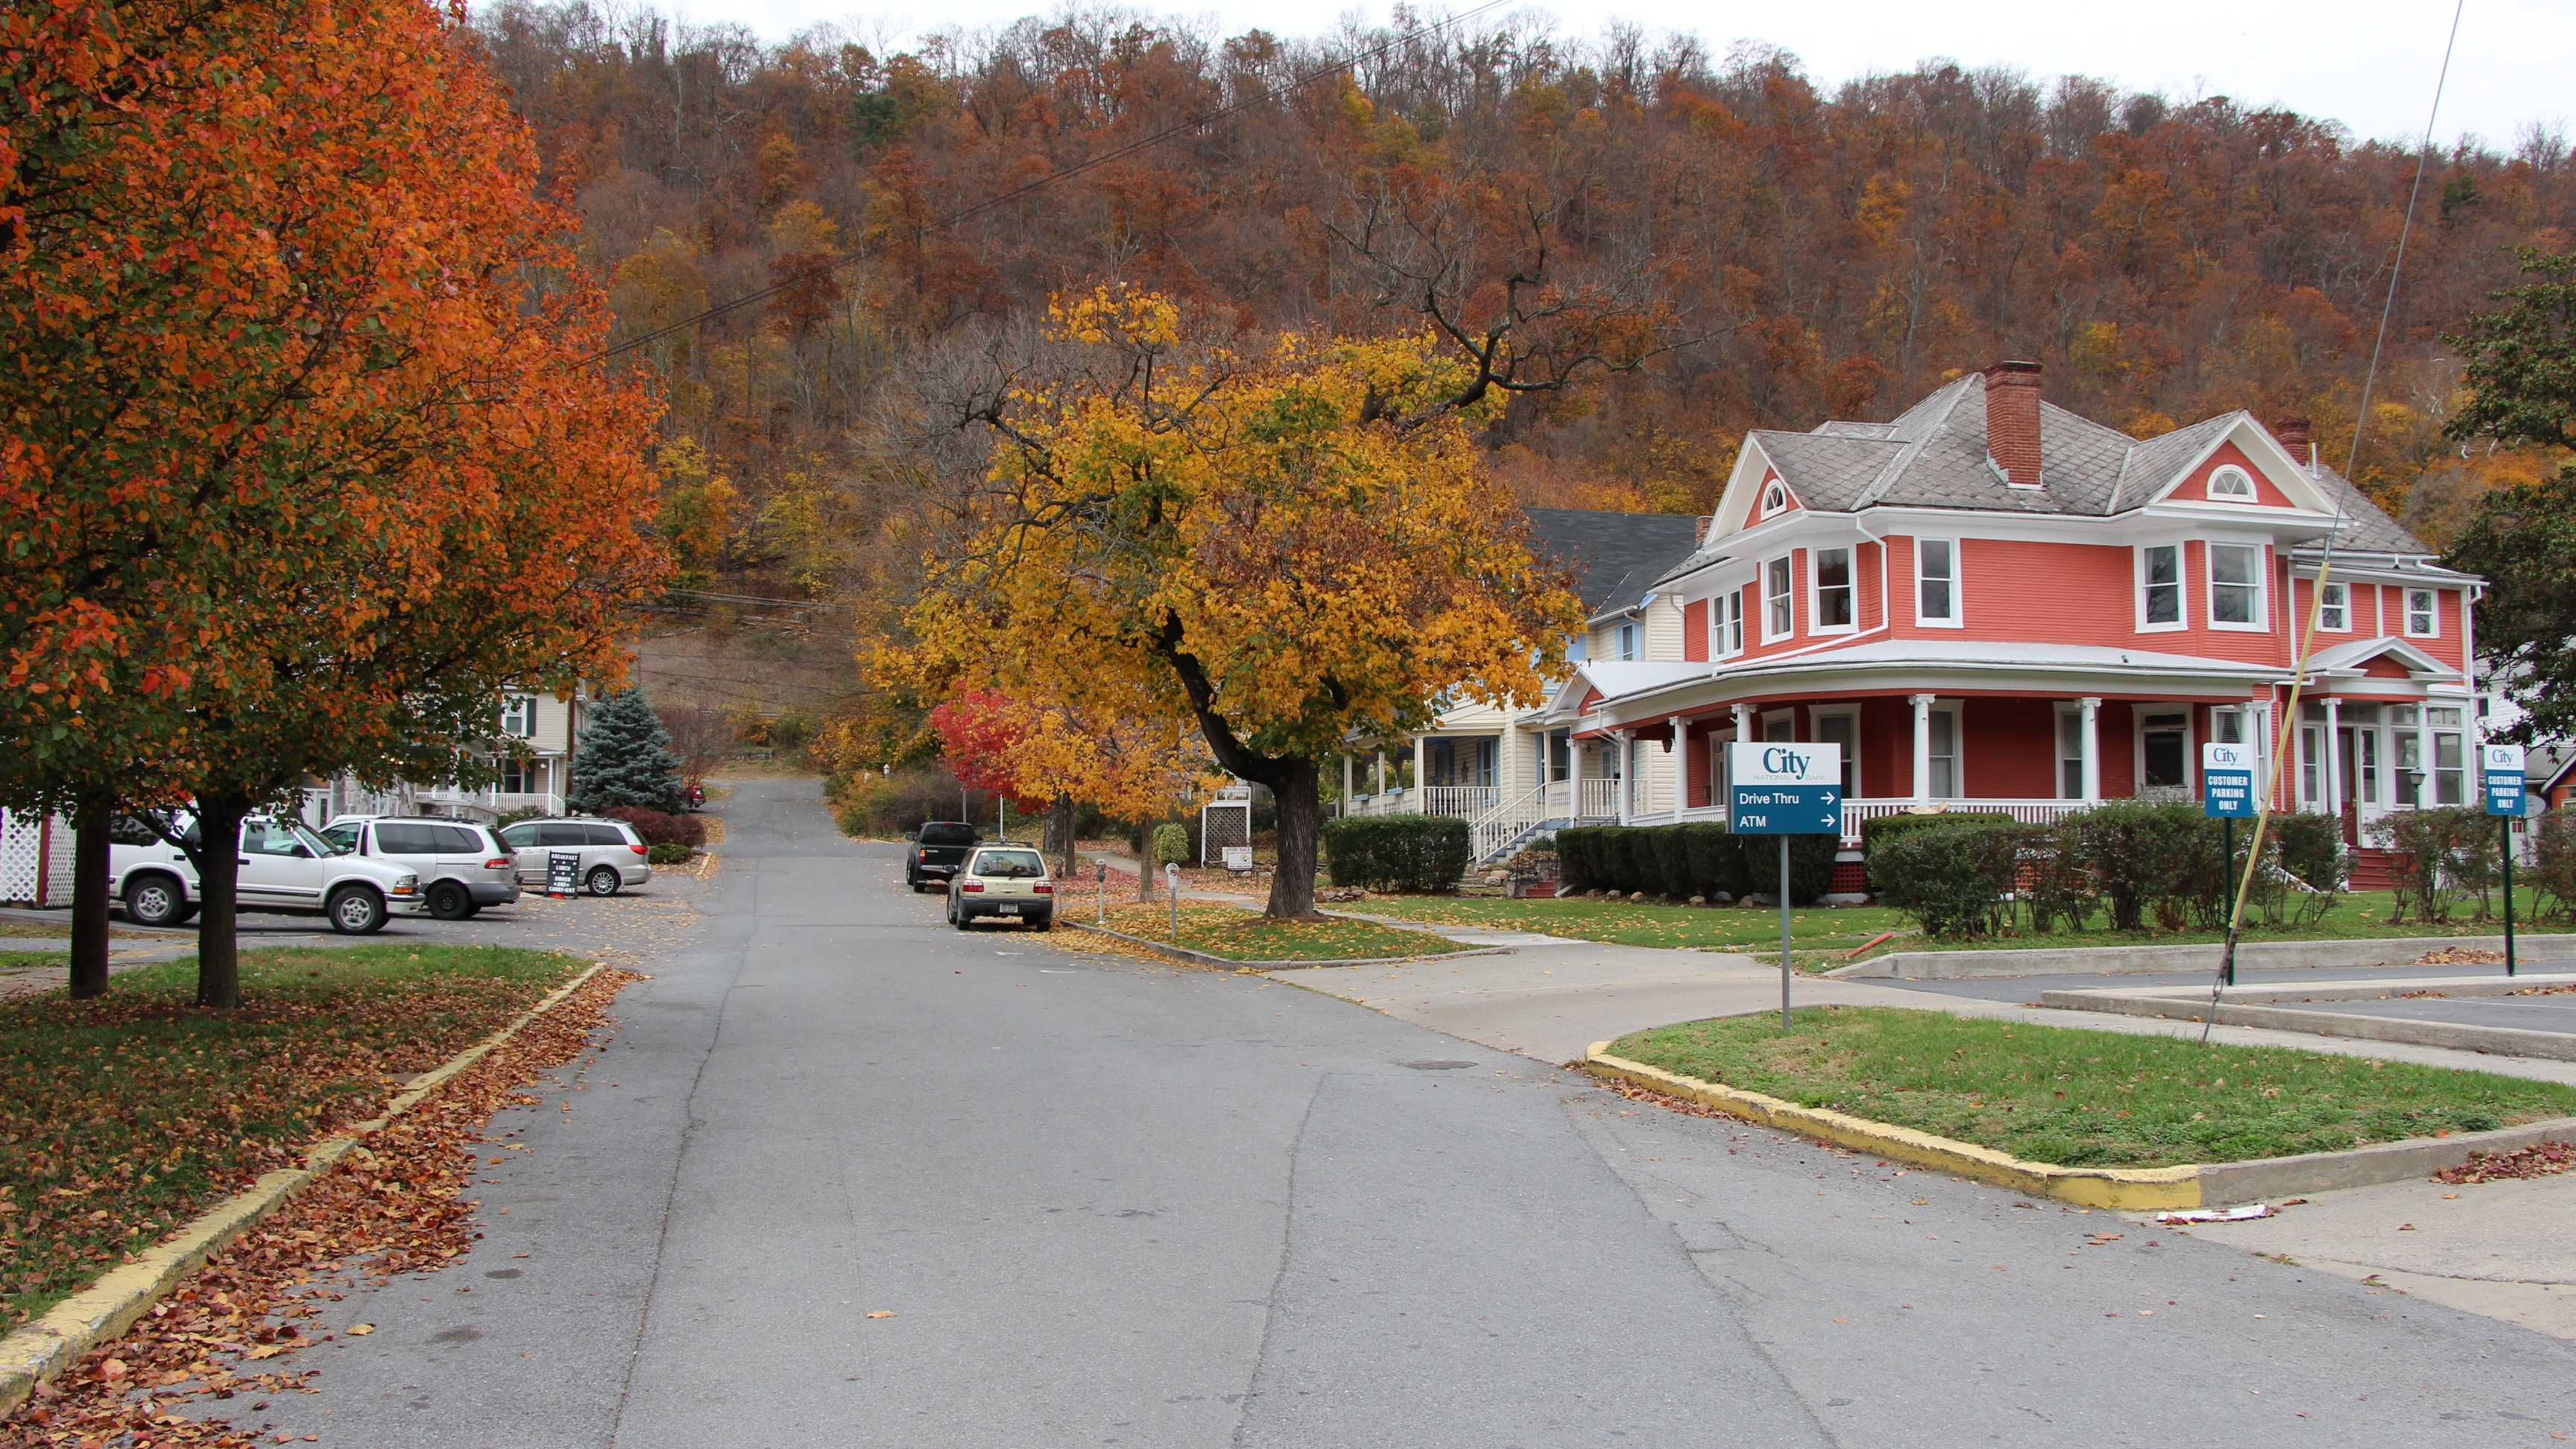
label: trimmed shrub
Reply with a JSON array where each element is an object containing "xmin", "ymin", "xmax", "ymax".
[
  {"xmin": 1857, "ymin": 809, "xmax": 2015, "ymax": 854},
  {"xmin": 1321, "ymin": 816, "xmax": 1474, "ymax": 892},
  {"xmin": 1151, "ymin": 823, "xmax": 1191, "ymax": 866},
  {"xmin": 1679, "ymin": 822, "xmax": 1746, "ymax": 899},
  {"xmin": 1614, "ymin": 829, "xmax": 1660, "ymax": 894},
  {"xmin": 2062, "ymin": 801, "xmax": 2216, "ymax": 932},
  {"xmin": 1553, "ymin": 827, "xmax": 1606, "ymax": 891},
  {"xmin": 1648, "ymin": 826, "xmax": 1694, "ymax": 899},
  {"xmin": 646, "ymin": 842, "xmax": 695, "ymax": 865},
  {"xmin": 604, "ymin": 806, "xmax": 707, "ymax": 847},
  {"xmin": 1740, "ymin": 830, "xmax": 1840, "ymax": 905},
  {"xmin": 1868, "ymin": 821, "xmax": 2030, "ymax": 938}
]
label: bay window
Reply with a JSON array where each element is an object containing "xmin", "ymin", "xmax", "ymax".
[
  {"xmin": 2141, "ymin": 545, "xmax": 2182, "ymax": 628},
  {"xmin": 1813, "ymin": 546, "xmax": 1854, "ymax": 631},
  {"xmin": 2209, "ymin": 543, "xmax": 2262, "ymax": 628}
]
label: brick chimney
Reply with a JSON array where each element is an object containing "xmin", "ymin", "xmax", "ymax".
[
  {"xmin": 1983, "ymin": 360, "xmax": 2044, "ymax": 487},
  {"xmin": 2272, "ymin": 414, "xmax": 2315, "ymax": 472}
]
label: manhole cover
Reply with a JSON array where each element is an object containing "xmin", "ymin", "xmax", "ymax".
[{"xmin": 1400, "ymin": 1060, "xmax": 1478, "ymax": 1070}]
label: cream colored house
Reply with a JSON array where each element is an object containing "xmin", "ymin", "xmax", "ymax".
[{"xmin": 306, "ymin": 686, "xmax": 589, "ymax": 825}]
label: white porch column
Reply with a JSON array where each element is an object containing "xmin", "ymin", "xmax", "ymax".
[
  {"xmin": 1567, "ymin": 733, "xmax": 1585, "ymax": 819},
  {"xmin": 1670, "ymin": 715, "xmax": 1690, "ymax": 821},
  {"xmin": 1373, "ymin": 751, "xmax": 1386, "ymax": 803},
  {"xmin": 2322, "ymin": 698, "xmax": 2343, "ymax": 819},
  {"xmin": 1911, "ymin": 694, "xmax": 1936, "ymax": 804},
  {"xmin": 1613, "ymin": 730, "xmax": 1635, "ymax": 825},
  {"xmin": 1342, "ymin": 754, "xmax": 1355, "ymax": 818},
  {"xmin": 2077, "ymin": 696, "xmax": 2102, "ymax": 804},
  {"xmin": 1413, "ymin": 734, "xmax": 1428, "ymax": 813}
]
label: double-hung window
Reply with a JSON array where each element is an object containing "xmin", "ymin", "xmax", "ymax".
[
  {"xmin": 500, "ymin": 695, "xmax": 537, "ymax": 738},
  {"xmin": 1764, "ymin": 557, "xmax": 1793, "ymax": 640},
  {"xmin": 2209, "ymin": 543, "xmax": 2263, "ymax": 628},
  {"xmin": 2405, "ymin": 588, "xmax": 2439, "ymax": 637},
  {"xmin": 2429, "ymin": 705, "xmax": 2466, "ymax": 804},
  {"xmin": 1916, "ymin": 538, "xmax": 1958, "ymax": 625},
  {"xmin": 1925, "ymin": 707, "xmax": 1960, "ymax": 798},
  {"xmin": 2317, "ymin": 581, "xmax": 2348, "ymax": 631},
  {"xmin": 1617, "ymin": 621, "xmax": 1640, "ymax": 661},
  {"xmin": 2140, "ymin": 545, "xmax": 2182, "ymax": 628},
  {"xmin": 1812, "ymin": 546, "xmax": 1854, "ymax": 631},
  {"xmin": 1711, "ymin": 590, "xmax": 1744, "ymax": 658}
]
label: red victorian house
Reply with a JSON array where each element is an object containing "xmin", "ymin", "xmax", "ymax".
[{"xmin": 1554, "ymin": 360, "xmax": 2484, "ymax": 888}]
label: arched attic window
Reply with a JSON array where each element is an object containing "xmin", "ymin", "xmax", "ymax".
[
  {"xmin": 2208, "ymin": 464, "xmax": 2255, "ymax": 501},
  {"xmin": 1761, "ymin": 481, "xmax": 1787, "ymax": 517}
]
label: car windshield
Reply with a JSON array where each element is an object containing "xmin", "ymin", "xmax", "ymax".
[
  {"xmin": 318, "ymin": 823, "xmax": 361, "ymax": 854},
  {"xmin": 918, "ymin": 823, "xmax": 976, "ymax": 847},
  {"xmin": 975, "ymin": 850, "xmax": 1046, "ymax": 878}
]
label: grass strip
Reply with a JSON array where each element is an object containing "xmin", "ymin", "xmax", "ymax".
[
  {"xmin": 1360, "ymin": 891, "xmax": 2563, "ymax": 962},
  {"xmin": 0, "ymin": 944, "xmax": 583, "ymax": 1328},
  {"xmin": 1093, "ymin": 903, "xmax": 1462, "ymax": 962},
  {"xmin": 1611, "ymin": 1006, "xmax": 2576, "ymax": 1168}
]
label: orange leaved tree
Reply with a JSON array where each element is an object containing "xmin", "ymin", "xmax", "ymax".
[
  {"xmin": 892, "ymin": 289, "xmax": 1580, "ymax": 920},
  {"xmin": 0, "ymin": 0, "xmax": 668, "ymax": 1004}
]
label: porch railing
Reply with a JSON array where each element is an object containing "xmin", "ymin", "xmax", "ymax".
[
  {"xmin": 1839, "ymin": 798, "xmax": 2092, "ymax": 844},
  {"xmin": 1468, "ymin": 783, "xmax": 1556, "ymax": 862},
  {"xmin": 1418, "ymin": 785, "xmax": 1501, "ymax": 818},
  {"xmin": 1579, "ymin": 778, "xmax": 1620, "ymax": 821}
]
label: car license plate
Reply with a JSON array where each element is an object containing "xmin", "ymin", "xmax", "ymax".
[{"xmin": 997, "ymin": 903, "xmax": 1019, "ymax": 915}]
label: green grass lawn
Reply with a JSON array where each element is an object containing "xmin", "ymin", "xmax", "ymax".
[
  {"xmin": 1092, "ymin": 903, "xmax": 1465, "ymax": 962},
  {"xmin": 1355, "ymin": 890, "xmax": 2566, "ymax": 970},
  {"xmin": 0, "ymin": 950, "xmax": 67, "ymax": 973},
  {"xmin": 1613, "ymin": 1006, "xmax": 2576, "ymax": 1167},
  {"xmin": 0, "ymin": 944, "xmax": 583, "ymax": 1327}
]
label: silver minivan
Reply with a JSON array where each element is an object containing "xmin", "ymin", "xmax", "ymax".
[
  {"xmin": 496, "ymin": 817, "xmax": 653, "ymax": 896},
  {"xmin": 320, "ymin": 815, "xmax": 520, "ymax": 920}
]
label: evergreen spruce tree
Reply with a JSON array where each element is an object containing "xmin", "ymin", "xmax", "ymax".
[{"xmin": 570, "ymin": 687, "xmax": 684, "ymax": 812}]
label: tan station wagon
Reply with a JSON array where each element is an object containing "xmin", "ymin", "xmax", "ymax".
[{"xmin": 944, "ymin": 846, "xmax": 1055, "ymax": 931}]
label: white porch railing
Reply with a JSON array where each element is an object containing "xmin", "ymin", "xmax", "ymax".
[
  {"xmin": 1579, "ymin": 778, "xmax": 1620, "ymax": 821},
  {"xmin": 1418, "ymin": 785, "xmax": 1500, "ymax": 817},
  {"xmin": 1840, "ymin": 798, "xmax": 2093, "ymax": 843},
  {"xmin": 1468, "ymin": 783, "xmax": 1556, "ymax": 861}
]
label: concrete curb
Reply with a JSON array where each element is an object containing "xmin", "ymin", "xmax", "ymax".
[
  {"xmin": 0, "ymin": 962, "xmax": 608, "ymax": 1415},
  {"xmin": 2039, "ymin": 987, "xmax": 2576, "ymax": 1063},
  {"xmin": 1581, "ymin": 1041, "xmax": 2576, "ymax": 1210},
  {"xmin": 1061, "ymin": 921, "xmax": 1511, "ymax": 971},
  {"xmin": 1828, "ymin": 932, "xmax": 2576, "ymax": 981}
]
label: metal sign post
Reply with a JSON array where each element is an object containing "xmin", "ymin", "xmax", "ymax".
[
  {"xmin": 2487, "ymin": 744, "xmax": 2527, "ymax": 977},
  {"xmin": 1165, "ymin": 862, "xmax": 1182, "ymax": 944},
  {"xmin": 2200, "ymin": 743, "xmax": 2257, "ymax": 988},
  {"xmin": 1729, "ymin": 742, "xmax": 1843, "ymax": 1032},
  {"xmin": 1095, "ymin": 861, "xmax": 1108, "ymax": 924}
]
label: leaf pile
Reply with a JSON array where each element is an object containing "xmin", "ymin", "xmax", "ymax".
[
  {"xmin": 2416, "ymin": 947, "xmax": 2510, "ymax": 965},
  {"xmin": 2434, "ymin": 1140, "xmax": 2576, "ymax": 1185},
  {"xmin": 1094, "ymin": 903, "xmax": 1459, "ymax": 962},
  {"xmin": 0, "ymin": 946, "xmax": 581, "ymax": 1328},
  {"xmin": 4, "ymin": 965, "xmax": 638, "ymax": 1448}
]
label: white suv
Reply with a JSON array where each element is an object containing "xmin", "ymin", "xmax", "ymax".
[
  {"xmin": 320, "ymin": 816, "xmax": 521, "ymax": 921},
  {"xmin": 109, "ymin": 814, "xmax": 423, "ymax": 933},
  {"xmin": 496, "ymin": 817, "xmax": 653, "ymax": 896}
]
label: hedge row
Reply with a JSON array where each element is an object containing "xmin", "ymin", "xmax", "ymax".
[
  {"xmin": 1866, "ymin": 801, "xmax": 2350, "ymax": 939},
  {"xmin": 1321, "ymin": 815, "xmax": 1474, "ymax": 892},
  {"xmin": 1555, "ymin": 824, "xmax": 1841, "ymax": 904}
]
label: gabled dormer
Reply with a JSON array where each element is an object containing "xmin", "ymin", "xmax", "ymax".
[{"xmin": 2125, "ymin": 414, "xmax": 2343, "ymax": 523}]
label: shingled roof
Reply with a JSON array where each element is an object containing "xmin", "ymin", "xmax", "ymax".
[
  {"xmin": 1524, "ymin": 508, "xmax": 1705, "ymax": 616},
  {"xmin": 1748, "ymin": 371, "xmax": 2434, "ymax": 555}
]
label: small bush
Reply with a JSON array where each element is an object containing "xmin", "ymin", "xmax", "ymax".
[
  {"xmin": 1321, "ymin": 816, "xmax": 1474, "ymax": 892},
  {"xmin": 646, "ymin": 842, "xmax": 695, "ymax": 865},
  {"xmin": 1151, "ymin": 823, "xmax": 1191, "ymax": 866},
  {"xmin": 2371, "ymin": 806, "xmax": 2499, "ymax": 923},
  {"xmin": 2531, "ymin": 812, "xmax": 2576, "ymax": 921},
  {"xmin": 1857, "ymin": 810, "xmax": 2015, "ymax": 853},
  {"xmin": 604, "ymin": 806, "xmax": 707, "ymax": 847},
  {"xmin": 1867, "ymin": 821, "xmax": 2030, "ymax": 938}
]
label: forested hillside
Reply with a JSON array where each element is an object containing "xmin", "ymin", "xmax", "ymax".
[{"xmin": 470, "ymin": 0, "xmax": 2576, "ymax": 600}]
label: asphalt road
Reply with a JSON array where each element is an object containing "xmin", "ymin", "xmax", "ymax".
[{"xmin": 246, "ymin": 780, "xmax": 2576, "ymax": 1447}]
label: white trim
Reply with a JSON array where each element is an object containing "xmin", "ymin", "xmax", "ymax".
[
  {"xmin": 2137, "ymin": 543, "xmax": 2186, "ymax": 632},
  {"xmin": 2206, "ymin": 542, "xmax": 2268, "ymax": 633},
  {"xmin": 1808, "ymin": 544, "xmax": 1858, "ymax": 636},
  {"xmin": 1913, "ymin": 535, "xmax": 1961, "ymax": 628},
  {"xmin": 1761, "ymin": 554, "xmax": 1796, "ymax": 643}
]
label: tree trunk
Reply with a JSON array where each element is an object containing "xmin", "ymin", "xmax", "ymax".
[
  {"xmin": 1045, "ymin": 792, "xmax": 1076, "ymax": 886},
  {"xmin": 1265, "ymin": 757, "xmax": 1322, "ymax": 921},
  {"xmin": 193, "ymin": 790, "xmax": 250, "ymax": 1009},
  {"xmin": 69, "ymin": 791, "xmax": 112, "ymax": 999}
]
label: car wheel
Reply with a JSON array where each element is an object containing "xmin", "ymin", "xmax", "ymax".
[
  {"xmin": 124, "ymin": 873, "xmax": 187, "ymax": 927},
  {"xmin": 1029, "ymin": 912, "xmax": 1053, "ymax": 932},
  {"xmin": 426, "ymin": 880, "xmax": 474, "ymax": 921},
  {"xmin": 951, "ymin": 903, "xmax": 973, "ymax": 931},
  {"xmin": 585, "ymin": 865, "xmax": 621, "ymax": 897},
  {"xmin": 327, "ymin": 886, "xmax": 388, "ymax": 935}
]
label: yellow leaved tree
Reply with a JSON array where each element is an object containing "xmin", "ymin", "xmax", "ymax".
[{"xmin": 892, "ymin": 288, "xmax": 1582, "ymax": 919}]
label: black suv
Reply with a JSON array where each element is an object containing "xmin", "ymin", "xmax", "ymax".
[{"xmin": 904, "ymin": 821, "xmax": 981, "ymax": 891}]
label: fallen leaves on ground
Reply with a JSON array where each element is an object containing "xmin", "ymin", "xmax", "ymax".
[
  {"xmin": 2435, "ymin": 1140, "xmax": 2576, "ymax": 1184},
  {"xmin": 2414, "ymin": 947, "xmax": 2508, "ymax": 965},
  {"xmin": 1093, "ymin": 903, "xmax": 1457, "ymax": 962},
  {"xmin": 0, "ymin": 946, "xmax": 582, "ymax": 1328},
  {"xmin": 2, "ymin": 966, "xmax": 640, "ymax": 1448}
]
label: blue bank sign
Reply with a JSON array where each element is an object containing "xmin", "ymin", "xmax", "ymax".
[
  {"xmin": 2201, "ymin": 742, "xmax": 2256, "ymax": 819},
  {"xmin": 1729, "ymin": 742, "xmax": 1843, "ymax": 836},
  {"xmin": 2487, "ymin": 743, "xmax": 2528, "ymax": 818}
]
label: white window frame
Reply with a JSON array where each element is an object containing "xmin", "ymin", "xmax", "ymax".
[
  {"xmin": 1761, "ymin": 480, "xmax": 1788, "ymax": 520},
  {"xmin": 1617, "ymin": 620, "xmax": 1640, "ymax": 661},
  {"xmin": 1711, "ymin": 589, "xmax": 1744, "ymax": 659},
  {"xmin": 1811, "ymin": 704, "xmax": 1861, "ymax": 797},
  {"xmin": 1809, "ymin": 545, "xmax": 1857, "ymax": 635},
  {"xmin": 2206, "ymin": 543, "xmax": 2267, "ymax": 631},
  {"xmin": 2316, "ymin": 579, "xmax": 2349, "ymax": 633},
  {"xmin": 2053, "ymin": 704, "xmax": 2086, "ymax": 801},
  {"xmin": 2137, "ymin": 544, "xmax": 2185, "ymax": 631},
  {"xmin": 500, "ymin": 694, "xmax": 538, "ymax": 739},
  {"xmin": 2405, "ymin": 587, "xmax": 2440, "ymax": 638},
  {"xmin": 1762, "ymin": 555, "xmax": 1795, "ymax": 642},
  {"xmin": 1915, "ymin": 537, "xmax": 1960, "ymax": 627},
  {"xmin": 1924, "ymin": 704, "xmax": 1962, "ymax": 800},
  {"xmin": 2206, "ymin": 464, "xmax": 2256, "ymax": 502},
  {"xmin": 2133, "ymin": 704, "xmax": 2196, "ymax": 798}
]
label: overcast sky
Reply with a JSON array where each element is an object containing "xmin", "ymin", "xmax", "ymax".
[{"xmin": 663, "ymin": 0, "xmax": 2566, "ymax": 153}]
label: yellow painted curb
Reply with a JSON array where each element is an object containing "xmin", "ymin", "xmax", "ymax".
[
  {"xmin": 1581, "ymin": 1042, "xmax": 2203, "ymax": 1211},
  {"xmin": 0, "ymin": 962, "xmax": 609, "ymax": 1415}
]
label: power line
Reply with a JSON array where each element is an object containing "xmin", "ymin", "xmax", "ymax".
[{"xmin": 593, "ymin": 0, "xmax": 1513, "ymax": 363}]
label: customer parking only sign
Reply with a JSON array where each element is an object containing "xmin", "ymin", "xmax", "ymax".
[
  {"xmin": 1729, "ymin": 742, "xmax": 1843, "ymax": 835},
  {"xmin": 2201, "ymin": 742, "xmax": 2256, "ymax": 818}
]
